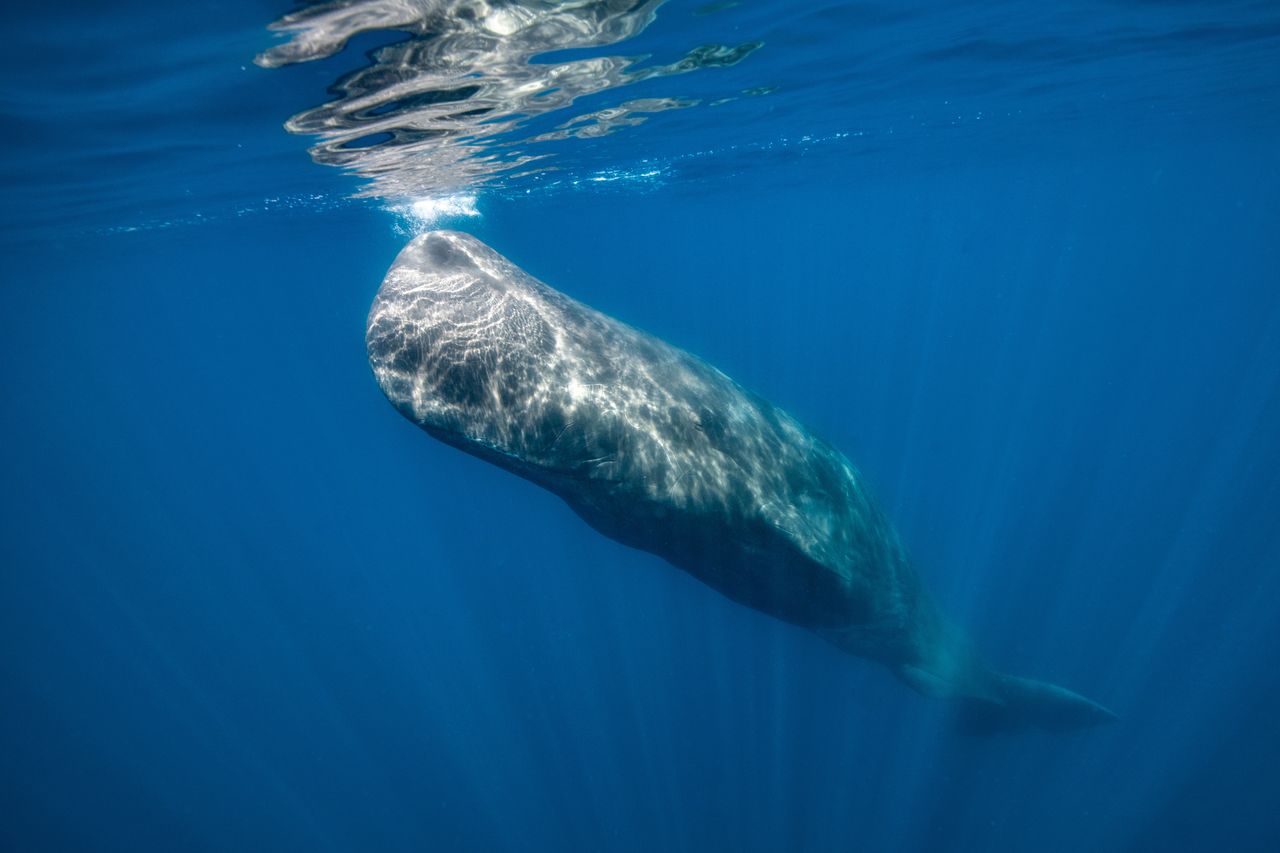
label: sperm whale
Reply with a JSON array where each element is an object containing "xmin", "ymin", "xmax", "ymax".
[{"xmin": 366, "ymin": 230, "xmax": 1115, "ymax": 732}]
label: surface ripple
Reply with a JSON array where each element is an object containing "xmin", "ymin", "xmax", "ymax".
[{"xmin": 256, "ymin": 0, "xmax": 761, "ymax": 199}]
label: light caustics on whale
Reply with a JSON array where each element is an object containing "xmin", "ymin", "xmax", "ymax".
[
  {"xmin": 255, "ymin": 0, "xmax": 763, "ymax": 201},
  {"xmin": 367, "ymin": 231, "xmax": 1117, "ymax": 733}
]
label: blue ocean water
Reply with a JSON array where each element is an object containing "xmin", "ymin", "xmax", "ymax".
[{"xmin": 2, "ymin": 1, "xmax": 1279, "ymax": 851}]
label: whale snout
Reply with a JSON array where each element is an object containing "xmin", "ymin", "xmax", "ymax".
[{"xmin": 399, "ymin": 229, "xmax": 480, "ymax": 278}]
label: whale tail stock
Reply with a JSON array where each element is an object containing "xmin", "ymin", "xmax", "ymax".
[
  {"xmin": 898, "ymin": 658, "xmax": 1117, "ymax": 734},
  {"xmin": 863, "ymin": 580, "xmax": 1117, "ymax": 734}
]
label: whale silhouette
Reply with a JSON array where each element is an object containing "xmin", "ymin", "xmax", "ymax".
[{"xmin": 366, "ymin": 231, "xmax": 1116, "ymax": 733}]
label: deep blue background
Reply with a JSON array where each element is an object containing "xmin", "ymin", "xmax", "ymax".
[{"xmin": 3, "ymin": 2, "xmax": 1279, "ymax": 851}]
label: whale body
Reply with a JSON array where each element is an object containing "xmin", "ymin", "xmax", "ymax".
[{"xmin": 366, "ymin": 231, "xmax": 1115, "ymax": 733}]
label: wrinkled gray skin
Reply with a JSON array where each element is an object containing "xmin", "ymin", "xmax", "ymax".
[{"xmin": 367, "ymin": 231, "xmax": 1115, "ymax": 732}]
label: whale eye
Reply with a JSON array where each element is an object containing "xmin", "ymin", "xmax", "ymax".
[{"xmin": 697, "ymin": 405, "xmax": 728, "ymax": 442}]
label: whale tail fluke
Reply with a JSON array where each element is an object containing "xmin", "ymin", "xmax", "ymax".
[
  {"xmin": 898, "ymin": 661, "xmax": 1116, "ymax": 734},
  {"xmin": 973, "ymin": 671, "xmax": 1118, "ymax": 733}
]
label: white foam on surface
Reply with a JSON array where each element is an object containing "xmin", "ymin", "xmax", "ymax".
[{"xmin": 390, "ymin": 194, "xmax": 481, "ymax": 234}]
